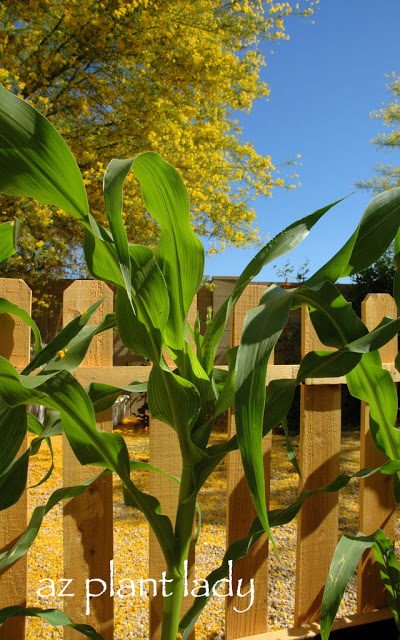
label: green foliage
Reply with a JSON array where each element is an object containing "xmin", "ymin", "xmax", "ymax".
[
  {"xmin": 349, "ymin": 244, "xmax": 395, "ymax": 314},
  {"xmin": 320, "ymin": 529, "xmax": 400, "ymax": 640},
  {"xmin": 1, "ymin": 85, "xmax": 400, "ymax": 640}
]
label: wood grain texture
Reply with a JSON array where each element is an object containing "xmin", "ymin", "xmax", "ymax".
[
  {"xmin": 358, "ymin": 293, "xmax": 397, "ymax": 613},
  {"xmin": 0, "ymin": 278, "xmax": 31, "ymax": 640},
  {"xmin": 62, "ymin": 281, "xmax": 114, "ymax": 640},
  {"xmin": 226, "ymin": 284, "xmax": 271, "ymax": 639},
  {"xmin": 232, "ymin": 607, "xmax": 393, "ymax": 640},
  {"xmin": 294, "ymin": 307, "xmax": 341, "ymax": 626},
  {"xmin": 149, "ymin": 299, "xmax": 197, "ymax": 640}
]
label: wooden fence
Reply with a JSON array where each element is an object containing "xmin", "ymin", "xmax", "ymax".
[{"xmin": 0, "ymin": 278, "xmax": 399, "ymax": 640}]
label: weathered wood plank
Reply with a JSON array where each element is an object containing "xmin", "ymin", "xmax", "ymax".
[
  {"xmin": 226, "ymin": 284, "xmax": 271, "ymax": 639},
  {"xmin": 0, "ymin": 278, "xmax": 31, "ymax": 640},
  {"xmin": 62, "ymin": 281, "xmax": 114, "ymax": 640},
  {"xmin": 233, "ymin": 607, "xmax": 393, "ymax": 640},
  {"xmin": 294, "ymin": 307, "xmax": 341, "ymax": 626},
  {"xmin": 149, "ymin": 299, "xmax": 197, "ymax": 640},
  {"xmin": 358, "ymin": 293, "xmax": 397, "ymax": 612}
]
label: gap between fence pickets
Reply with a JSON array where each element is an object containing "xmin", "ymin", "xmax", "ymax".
[{"xmin": 233, "ymin": 607, "xmax": 393, "ymax": 640}]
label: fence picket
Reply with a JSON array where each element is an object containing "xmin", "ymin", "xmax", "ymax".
[
  {"xmin": 358, "ymin": 293, "xmax": 397, "ymax": 612},
  {"xmin": 149, "ymin": 298, "xmax": 197, "ymax": 640},
  {"xmin": 62, "ymin": 281, "xmax": 114, "ymax": 640},
  {"xmin": 294, "ymin": 307, "xmax": 341, "ymax": 626},
  {"xmin": 0, "ymin": 278, "xmax": 31, "ymax": 640},
  {"xmin": 226, "ymin": 285, "xmax": 271, "ymax": 639}
]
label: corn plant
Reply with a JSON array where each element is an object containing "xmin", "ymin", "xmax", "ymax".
[
  {"xmin": 320, "ymin": 529, "xmax": 400, "ymax": 640},
  {"xmin": 1, "ymin": 84, "xmax": 400, "ymax": 640}
]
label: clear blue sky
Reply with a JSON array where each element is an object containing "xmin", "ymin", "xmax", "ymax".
[{"xmin": 204, "ymin": 0, "xmax": 400, "ymax": 284}]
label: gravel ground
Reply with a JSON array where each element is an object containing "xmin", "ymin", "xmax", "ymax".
[{"xmin": 23, "ymin": 428, "xmax": 397, "ymax": 639}]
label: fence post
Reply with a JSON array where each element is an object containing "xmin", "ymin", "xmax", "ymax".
[
  {"xmin": 0, "ymin": 278, "xmax": 31, "ymax": 640},
  {"xmin": 226, "ymin": 284, "xmax": 272, "ymax": 639},
  {"xmin": 149, "ymin": 299, "xmax": 197, "ymax": 640},
  {"xmin": 294, "ymin": 307, "xmax": 341, "ymax": 626},
  {"xmin": 358, "ymin": 293, "xmax": 397, "ymax": 612},
  {"xmin": 62, "ymin": 280, "xmax": 114, "ymax": 640}
]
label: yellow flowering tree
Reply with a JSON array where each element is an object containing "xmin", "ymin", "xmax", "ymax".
[
  {"xmin": 357, "ymin": 72, "xmax": 400, "ymax": 194},
  {"xmin": 0, "ymin": 0, "xmax": 315, "ymax": 314}
]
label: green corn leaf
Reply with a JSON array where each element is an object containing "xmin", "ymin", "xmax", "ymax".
[
  {"xmin": 148, "ymin": 364, "xmax": 201, "ymax": 437},
  {"xmin": 296, "ymin": 313, "xmax": 400, "ymax": 382},
  {"xmin": 342, "ymin": 315, "xmax": 400, "ymax": 353},
  {"xmin": 191, "ymin": 378, "xmax": 297, "ymax": 494},
  {"xmin": 393, "ymin": 247, "xmax": 400, "ymax": 313},
  {"xmin": 83, "ymin": 229, "xmax": 125, "ymax": 287},
  {"xmin": 0, "ymin": 358, "xmax": 131, "ymax": 478},
  {"xmin": 213, "ymin": 346, "xmax": 238, "ymax": 417},
  {"xmin": 0, "ymin": 434, "xmax": 52, "ymax": 509},
  {"xmin": 122, "ymin": 476, "xmax": 179, "ymax": 569},
  {"xmin": 0, "ymin": 607, "xmax": 105, "ymax": 639},
  {"xmin": 211, "ymin": 367, "xmax": 228, "ymax": 394},
  {"xmin": 347, "ymin": 351, "xmax": 400, "ymax": 463},
  {"xmin": 102, "ymin": 156, "xmax": 171, "ymax": 352},
  {"xmin": 0, "ymin": 84, "xmax": 89, "ymax": 221},
  {"xmin": 306, "ymin": 188, "xmax": 400, "ymax": 287},
  {"xmin": 342, "ymin": 188, "xmax": 400, "ymax": 277},
  {"xmin": 27, "ymin": 410, "xmax": 63, "ymax": 438},
  {"xmin": 172, "ymin": 342, "xmax": 216, "ymax": 439},
  {"xmin": 40, "ymin": 411, "xmax": 63, "ymax": 437},
  {"xmin": 0, "ymin": 430, "xmax": 56, "ymax": 510},
  {"xmin": 86, "ymin": 381, "xmax": 147, "ymax": 414},
  {"xmin": 395, "ymin": 351, "xmax": 400, "ymax": 375},
  {"xmin": 0, "ymin": 400, "xmax": 26, "ymax": 474},
  {"xmin": 192, "ymin": 313, "xmax": 203, "ymax": 358},
  {"xmin": 263, "ymin": 379, "xmax": 298, "ymax": 435},
  {"xmin": 0, "ymin": 85, "xmax": 126, "ymax": 289},
  {"xmin": 29, "ymin": 437, "xmax": 54, "ymax": 489},
  {"xmin": 320, "ymin": 533, "xmax": 376, "ymax": 640},
  {"xmin": 103, "ymin": 158, "xmax": 132, "ymax": 298},
  {"xmin": 305, "ymin": 229, "xmax": 358, "ymax": 287},
  {"xmin": 0, "ymin": 448, "xmax": 29, "ymax": 510},
  {"xmin": 27, "ymin": 411, "xmax": 44, "ymax": 435},
  {"xmin": 116, "ymin": 288, "xmax": 162, "ymax": 362},
  {"xmin": 202, "ymin": 199, "xmax": 344, "ymax": 375},
  {"xmin": 0, "ymin": 297, "xmax": 42, "ymax": 356},
  {"xmin": 234, "ymin": 285, "xmax": 294, "ymax": 543},
  {"xmin": 39, "ymin": 325, "xmax": 104, "ymax": 374},
  {"xmin": 23, "ymin": 299, "xmax": 107, "ymax": 375},
  {"xmin": 132, "ymin": 152, "xmax": 204, "ymax": 351},
  {"xmin": 293, "ymin": 281, "xmax": 368, "ymax": 349},
  {"xmin": 372, "ymin": 529, "xmax": 400, "ymax": 630},
  {"xmin": 0, "ymin": 219, "xmax": 20, "ymax": 264},
  {"xmin": 128, "ymin": 242, "xmax": 170, "ymax": 352},
  {"xmin": 128, "ymin": 460, "xmax": 202, "ymax": 547},
  {"xmin": 297, "ymin": 350, "xmax": 361, "ymax": 381},
  {"xmin": 114, "ymin": 242, "xmax": 169, "ymax": 365}
]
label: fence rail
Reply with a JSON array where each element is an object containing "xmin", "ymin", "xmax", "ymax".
[{"xmin": 0, "ymin": 278, "xmax": 398, "ymax": 640}]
